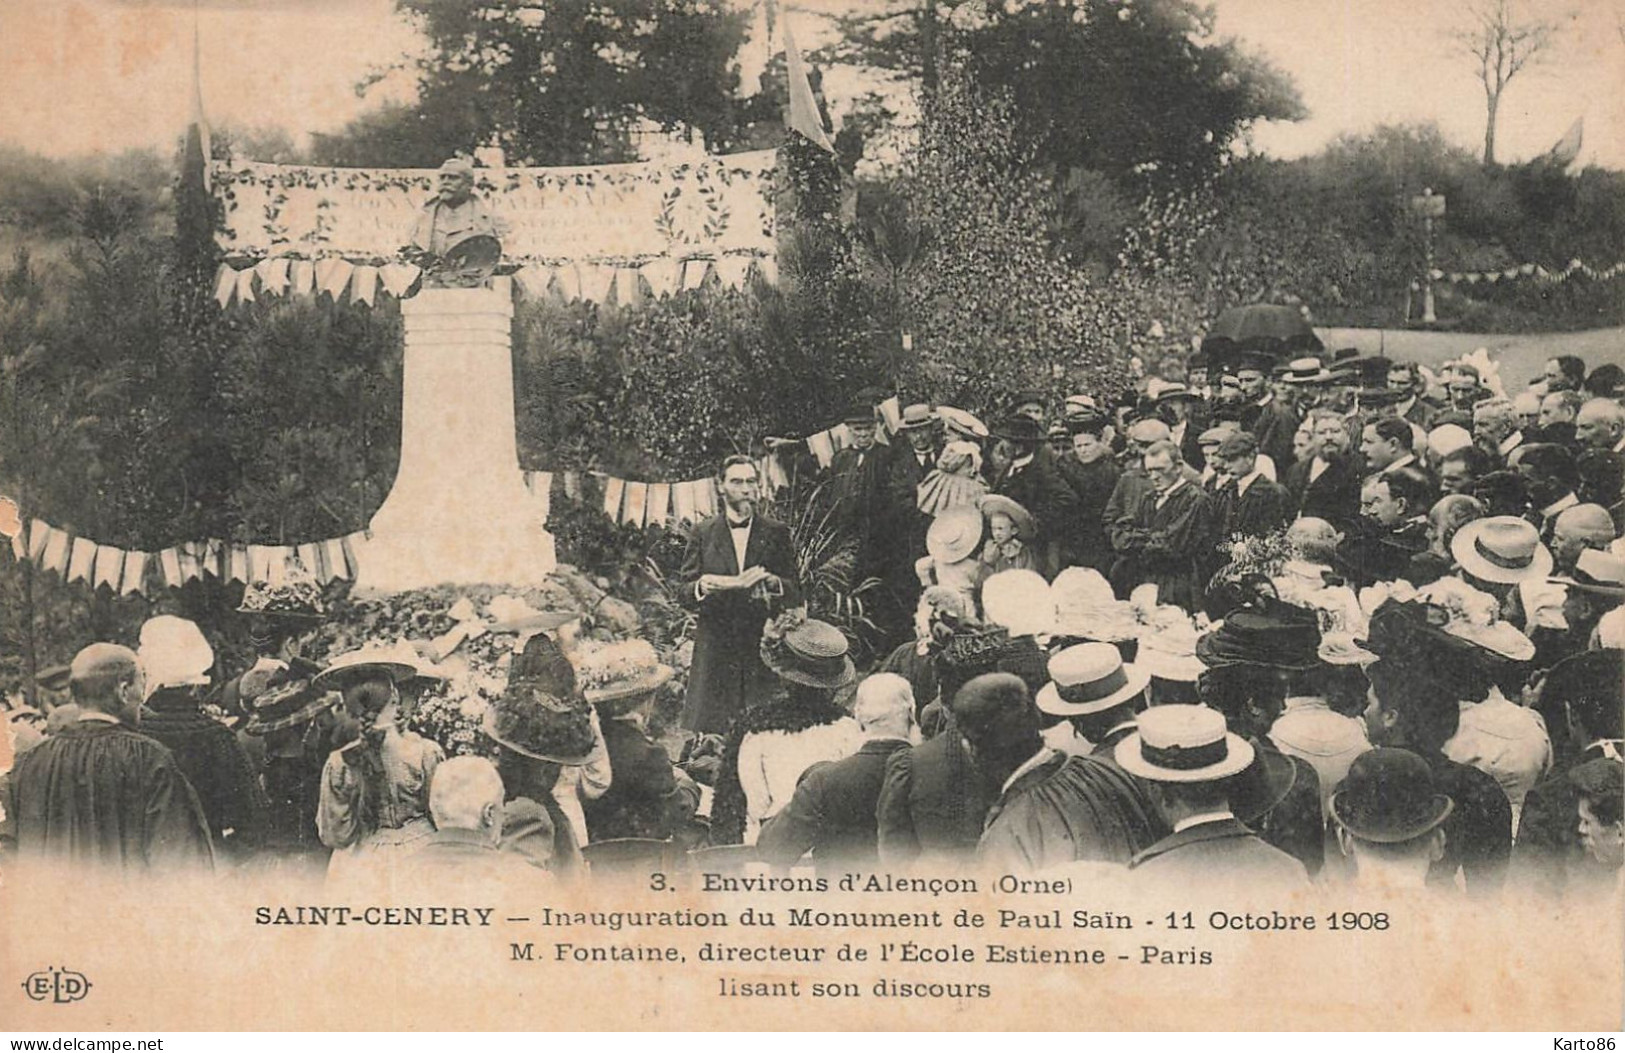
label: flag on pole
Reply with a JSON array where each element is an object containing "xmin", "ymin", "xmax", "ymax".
[
  {"xmin": 1547, "ymin": 116, "xmax": 1583, "ymax": 168},
  {"xmin": 784, "ymin": 18, "xmax": 834, "ymax": 153}
]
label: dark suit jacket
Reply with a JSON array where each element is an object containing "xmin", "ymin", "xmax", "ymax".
[
  {"xmin": 1285, "ymin": 454, "xmax": 1359, "ymax": 531},
  {"xmin": 1057, "ymin": 455, "xmax": 1120, "ymax": 570},
  {"xmin": 886, "ymin": 441, "xmax": 940, "ymax": 582},
  {"xmin": 1338, "ymin": 517, "xmax": 1429, "ymax": 588},
  {"xmin": 1110, "ymin": 480, "xmax": 1214, "ymax": 612},
  {"xmin": 1245, "ymin": 396, "xmax": 1300, "ymax": 472},
  {"xmin": 583, "ymin": 717, "xmax": 696, "ymax": 842},
  {"xmin": 678, "ymin": 514, "xmax": 802, "ymax": 734},
  {"xmin": 1215, "ymin": 475, "xmax": 1293, "ymax": 540},
  {"xmin": 994, "ymin": 445, "xmax": 1081, "ymax": 573},
  {"xmin": 757, "ymin": 738, "xmax": 911, "ymax": 871},
  {"xmin": 828, "ymin": 444, "xmax": 893, "ymax": 579},
  {"xmin": 1129, "ymin": 816, "xmax": 1309, "ymax": 888},
  {"xmin": 876, "ymin": 732, "xmax": 989, "ymax": 866},
  {"xmin": 1514, "ymin": 744, "xmax": 1618, "ymax": 898}
]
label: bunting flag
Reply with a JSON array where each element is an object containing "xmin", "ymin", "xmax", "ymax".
[
  {"xmin": 40, "ymin": 529, "xmax": 70, "ymax": 575},
  {"xmin": 1547, "ymin": 116, "xmax": 1583, "ymax": 168},
  {"xmin": 256, "ymin": 257, "xmax": 290, "ymax": 295},
  {"xmin": 379, "ymin": 262, "xmax": 420, "ymax": 297},
  {"xmin": 646, "ymin": 483, "xmax": 671, "ymax": 527},
  {"xmin": 119, "ymin": 552, "xmax": 149, "ymax": 596},
  {"xmin": 784, "ymin": 17, "xmax": 835, "ymax": 153},
  {"xmin": 691, "ymin": 478, "xmax": 718, "ymax": 520},
  {"xmin": 317, "ymin": 258, "xmax": 355, "ymax": 299},
  {"xmin": 28, "ymin": 520, "xmax": 50, "ymax": 562},
  {"xmin": 227, "ymin": 544, "xmax": 250, "ymax": 584},
  {"xmin": 680, "ymin": 259, "xmax": 712, "ymax": 291},
  {"xmin": 66, "ymin": 538, "xmax": 97, "ymax": 584},
  {"xmin": 158, "ymin": 548, "xmax": 184, "ymax": 588},
  {"xmin": 92, "ymin": 544, "xmax": 124, "ymax": 591},
  {"xmin": 602, "ymin": 475, "xmax": 627, "ymax": 521},
  {"xmin": 289, "ymin": 259, "xmax": 316, "ymax": 296},
  {"xmin": 320, "ymin": 538, "xmax": 350, "ymax": 583},
  {"xmin": 350, "ymin": 264, "xmax": 379, "ymax": 306},
  {"xmin": 806, "ymin": 430, "xmax": 837, "ymax": 469},
  {"xmin": 672, "ymin": 479, "xmax": 698, "ymax": 524},
  {"xmin": 642, "ymin": 258, "xmax": 681, "ymax": 298},
  {"xmin": 213, "ymin": 264, "xmax": 238, "ymax": 307},
  {"xmin": 1416, "ymin": 256, "xmax": 1625, "ymax": 289},
  {"xmin": 235, "ymin": 267, "xmax": 258, "ymax": 304},
  {"xmin": 622, "ymin": 481, "xmax": 649, "ymax": 529}
]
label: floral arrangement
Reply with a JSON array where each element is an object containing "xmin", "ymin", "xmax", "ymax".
[
  {"xmin": 409, "ymin": 686, "xmax": 495, "ymax": 758},
  {"xmin": 571, "ymin": 638, "xmax": 661, "ymax": 694}
]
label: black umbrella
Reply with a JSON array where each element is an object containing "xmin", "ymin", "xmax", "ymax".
[{"xmin": 1199, "ymin": 304, "xmax": 1323, "ymax": 360}]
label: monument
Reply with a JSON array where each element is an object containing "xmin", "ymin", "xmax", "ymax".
[{"xmin": 353, "ymin": 158, "xmax": 556, "ymax": 594}]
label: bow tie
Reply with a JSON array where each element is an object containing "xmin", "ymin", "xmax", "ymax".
[{"xmin": 727, "ymin": 518, "xmax": 752, "ymax": 530}]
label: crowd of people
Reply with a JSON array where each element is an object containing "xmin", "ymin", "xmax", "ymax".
[{"xmin": 1, "ymin": 343, "xmax": 1622, "ymax": 900}]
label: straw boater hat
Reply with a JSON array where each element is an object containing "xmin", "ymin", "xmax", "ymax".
[
  {"xmin": 1555, "ymin": 549, "xmax": 1625, "ymax": 599},
  {"xmin": 760, "ymin": 618, "xmax": 856, "ymax": 690},
  {"xmin": 1451, "ymin": 516, "xmax": 1553, "ymax": 584},
  {"xmin": 1036, "ymin": 643, "xmax": 1150, "ymax": 717},
  {"xmin": 574, "ymin": 638, "xmax": 675, "ymax": 710},
  {"xmin": 1331, "ymin": 748, "xmax": 1454, "ymax": 843},
  {"xmin": 1115, "ymin": 704, "xmax": 1255, "ymax": 783},
  {"xmin": 925, "ymin": 506, "xmax": 984, "ymax": 565},
  {"xmin": 482, "ymin": 633, "xmax": 598, "ymax": 765},
  {"xmin": 1280, "ymin": 357, "xmax": 1332, "ymax": 385},
  {"xmin": 896, "ymin": 403, "xmax": 937, "ymax": 430},
  {"xmin": 978, "ymin": 493, "xmax": 1036, "ymax": 540}
]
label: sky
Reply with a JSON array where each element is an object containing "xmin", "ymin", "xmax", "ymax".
[{"xmin": 0, "ymin": 0, "xmax": 1620, "ymax": 170}]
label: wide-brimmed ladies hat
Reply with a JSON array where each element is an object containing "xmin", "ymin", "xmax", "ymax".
[
  {"xmin": 926, "ymin": 506, "xmax": 984, "ymax": 565},
  {"xmin": 1115, "ymin": 704, "xmax": 1255, "ymax": 783},
  {"xmin": 990, "ymin": 415, "xmax": 1045, "ymax": 443},
  {"xmin": 1135, "ymin": 622, "xmax": 1205, "ymax": 682},
  {"xmin": 1036, "ymin": 643, "xmax": 1149, "ymax": 717},
  {"xmin": 1050, "ymin": 567, "xmax": 1140, "ymax": 642},
  {"xmin": 1331, "ymin": 748, "xmax": 1454, "ymax": 843},
  {"xmin": 978, "ymin": 494, "xmax": 1036, "ymax": 540},
  {"xmin": 1451, "ymin": 516, "xmax": 1553, "ymax": 584},
  {"xmin": 982, "ymin": 569, "xmax": 1054, "ymax": 638},
  {"xmin": 761, "ymin": 618, "xmax": 856, "ymax": 690},
  {"xmin": 236, "ymin": 566, "xmax": 326, "ymax": 620},
  {"xmin": 243, "ymin": 667, "xmax": 337, "ymax": 736},
  {"xmin": 574, "ymin": 638, "xmax": 675, "ymax": 708},
  {"xmin": 483, "ymin": 633, "xmax": 598, "ymax": 765},
  {"xmin": 311, "ymin": 645, "xmax": 420, "ymax": 691},
  {"xmin": 936, "ymin": 405, "xmax": 988, "ymax": 439},
  {"xmin": 1195, "ymin": 601, "xmax": 1322, "ymax": 671}
]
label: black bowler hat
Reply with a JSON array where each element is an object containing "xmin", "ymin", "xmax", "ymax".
[{"xmin": 1331, "ymin": 748, "xmax": 1454, "ymax": 843}]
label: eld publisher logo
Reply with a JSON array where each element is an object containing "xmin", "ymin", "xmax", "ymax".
[{"xmin": 21, "ymin": 967, "xmax": 92, "ymax": 1004}]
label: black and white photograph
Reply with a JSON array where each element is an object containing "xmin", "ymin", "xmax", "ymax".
[{"xmin": 0, "ymin": 0, "xmax": 1621, "ymax": 1034}]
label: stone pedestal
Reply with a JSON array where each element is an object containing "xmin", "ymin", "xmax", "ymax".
[{"xmin": 353, "ymin": 282, "xmax": 555, "ymax": 594}]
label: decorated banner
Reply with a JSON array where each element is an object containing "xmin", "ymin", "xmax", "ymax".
[
  {"xmin": 2, "ymin": 393, "xmax": 922, "ymax": 592},
  {"xmin": 1413, "ymin": 257, "xmax": 1625, "ymax": 290},
  {"xmin": 208, "ymin": 150, "xmax": 779, "ymax": 306}
]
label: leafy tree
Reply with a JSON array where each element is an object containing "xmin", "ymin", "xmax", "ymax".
[
  {"xmin": 823, "ymin": 0, "xmax": 1303, "ymax": 186},
  {"xmin": 312, "ymin": 0, "xmax": 752, "ymax": 167}
]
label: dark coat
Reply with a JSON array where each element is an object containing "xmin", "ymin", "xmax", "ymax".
[
  {"xmin": 1514, "ymin": 743, "xmax": 1619, "ymax": 897},
  {"xmin": 757, "ymin": 738, "xmax": 911, "ymax": 871},
  {"xmin": 1129, "ymin": 816, "xmax": 1309, "ymax": 888},
  {"xmin": 828, "ymin": 443, "xmax": 893, "ymax": 580},
  {"xmin": 978, "ymin": 751, "xmax": 1161, "ymax": 872},
  {"xmin": 993, "ymin": 445, "xmax": 1081, "ymax": 574},
  {"xmin": 876, "ymin": 732, "xmax": 989, "ymax": 866},
  {"xmin": 1214, "ymin": 474, "xmax": 1293, "ymax": 541},
  {"xmin": 1285, "ymin": 453, "xmax": 1360, "ymax": 531},
  {"xmin": 1057, "ymin": 455, "xmax": 1120, "ymax": 570},
  {"xmin": 886, "ymin": 439, "xmax": 941, "ymax": 575},
  {"xmin": 1338, "ymin": 517, "xmax": 1429, "ymax": 588},
  {"xmin": 1244, "ymin": 396, "xmax": 1300, "ymax": 472},
  {"xmin": 1, "ymin": 719, "xmax": 214, "ymax": 871},
  {"xmin": 583, "ymin": 717, "xmax": 696, "ymax": 843},
  {"xmin": 678, "ymin": 514, "xmax": 802, "ymax": 735},
  {"xmin": 1109, "ymin": 479, "xmax": 1215, "ymax": 612},
  {"xmin": 139, "ymin": 687, "xmax": 268, "ymax": 859},
  {"xmin": 1426, "ymin": 750, "xmax": 1512, "ymax": 898}
]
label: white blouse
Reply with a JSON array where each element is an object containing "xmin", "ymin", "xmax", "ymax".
[{"xmin": 737, "ymin": 718, "xmax": 864, "ymax": 844}]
